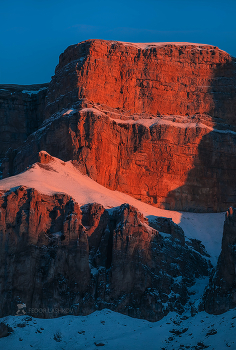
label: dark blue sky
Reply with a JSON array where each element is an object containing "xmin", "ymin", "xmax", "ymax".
[{"xmin": 1, "ymin": 0, "xmax": 236, "ymax": 85}]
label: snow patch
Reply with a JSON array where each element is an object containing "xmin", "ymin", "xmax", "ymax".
[
  {"xmin": 112, "ymin": 41, "xmax": 229, "ymax": 54},
  {"xmin": 112, "ymin": 116, "xmax": 236, "ymax": 136},
  {"xmin": 117, "ymin": 41, "xmax": 211, "ymax": 49},
  {"xmin": 80, "ymin": 107, "xmax": 105, "ymax": 116},
  {"xmin": 21, "ymin": 87, "xmax": 48, "ymax": 95},
  {"xmin": 51, "ymin": 231, "xmax": 63, "ymax": 238}
]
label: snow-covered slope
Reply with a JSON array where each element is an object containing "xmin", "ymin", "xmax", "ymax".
[
  {"xmin": 0, "ymin": 153, "xmax": 224, "ymax": 264},
  {"xmin": 1, "ymin": 307, "xmax": 235, "ymax": 350}
]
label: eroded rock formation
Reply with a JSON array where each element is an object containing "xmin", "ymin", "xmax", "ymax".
[
  {"xmin": 3, "ymin": 107, "xmax": 236, "ymax": 212},
  {"xmin": 45, "ymin": 40, "xmax": 236, "ymax": 126},
  {"xmin": 0, "ymin": 186, "xmax": 210, "ymax": 321},
  {"xmin": 1, "ymin": 40, "xmax": 236, "ymax": 212}
]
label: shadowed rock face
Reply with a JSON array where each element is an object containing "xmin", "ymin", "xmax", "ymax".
[
  {"xmin": 0, "ymin": 322, "xmax": 13, "ymax": 338},
  {"xmin": 0, "ymin": 84, "xmax": 48, "ymax": 177},
  {"xmin": 0, "ymin": 187, "xmax": 210, "ymax": 321},
  {"xmin": 203, "ymin": 207, "xmax": 236, "ymax": 314}
]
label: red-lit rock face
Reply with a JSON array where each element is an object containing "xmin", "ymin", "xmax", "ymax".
[
  {"xmin": 5, "ymin": 108, "xmax": 236, "ymax": 212},
  {"xmin": 1, "ymin": 40, "xmax": 236, "ymax": 212},
  {"xmin": 45, "ymin": 39, "xmax": 236, "ymax": 126},
  {"xmin": 42, "ymin": 40, "xmax": 236, "ymax": 212}
]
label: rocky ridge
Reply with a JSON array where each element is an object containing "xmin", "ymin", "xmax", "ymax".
[{"xmin": 0, "ymin": 182, "xmax": 210, "ymax": 321}]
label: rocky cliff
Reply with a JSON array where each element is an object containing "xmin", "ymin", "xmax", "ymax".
[
  {"xmin": 3, "ymin": 106, "xmax": 236, "ymax": 212},
  {"xmin": 1, "ymin": 40, "xmax": 236, "ymax": 212},
  {"xmin": 0, "ymin": 84, "xmax": 48, "ymax": 177},
  {"xmin": 45, "ymin": 40, "xmax": 236, "ymax": 126},
  {"xmin": 0, "ymin": 184, "xmax": 211, "ymax": 321},
  {"xmin": 203, "ymin": 207, "xmax": 236, "ymax": 314}
]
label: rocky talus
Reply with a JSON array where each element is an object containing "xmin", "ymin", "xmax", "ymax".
[
  {"xmin": 203, "ymin": 207, "xmax": 236, "ymax": 314},
  {"xmin": 0, "ymin": 186, "xmax": 210, "ymax": 321}
]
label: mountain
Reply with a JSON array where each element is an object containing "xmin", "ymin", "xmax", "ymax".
[
  {"xmin": 0, "ymin": 39, "xmax": 236, "ymax": 334},
  {"xmin": 1, "ymin": 40, "xmax": 236, "ymax": 212},
  {"xmin": 0, "ymin": 153, "xmax": 214, "ymax": 321}
]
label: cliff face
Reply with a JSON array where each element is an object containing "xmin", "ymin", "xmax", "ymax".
[
  {"xmin": 0, "ymin": 185, "xmax": 210, "ymax": 321},
  {"xmin": 1, "ymin": 40, "xmax": 236, "ymax": 212},
  {"xmin": 203, "ymin": 207, "xmax": 236, "ymax": 314},
  {"xmin": 0, "ymin": 84, "xmax": 48, "ymax": 177},
  {"xmin": 45, "ymin": 40, "xmax": 236, "ymax": 126},
  {"xmin": 4, "ymin": 107, "xmax": 236, "ymax": 212}
]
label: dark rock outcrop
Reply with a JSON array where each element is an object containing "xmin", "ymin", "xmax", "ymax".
[
  {"xmin": 0, "ymin": 187, "xmax": 211, "ymax": 321},
  {"xmin": 0, "ymin": 322, "xmax": 13, "ymax": 338},
  {"xmin": 0, "ymin": 84, "xmax": 48, "ymax": 177},
  {"xmin": 203, "ymin": 207, "xmax": 236, "ymax": 314}
]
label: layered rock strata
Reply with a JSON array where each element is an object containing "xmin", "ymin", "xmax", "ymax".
[
  {"xmin": 3, "ymin": 107, "xmax": 236, "ymax": 212},
  {"xmin": 45, "ymin": 40, "xmax": 236, "ymax": 126},
  {"xmin": 0, "ymin": 186, "xmax": 210, "ymax": 321},
  {"xmin": 203, "ymin": 207, "xmax": 236, "ymax": 314}
]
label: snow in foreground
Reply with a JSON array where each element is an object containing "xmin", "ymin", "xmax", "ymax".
[
  {"xmin": 0, "ymin": 154, "xmax": 224, "ymax": 265},
  {"xmin": 1, "ymin": 307, "xmax": 236, "ymax": 350}
]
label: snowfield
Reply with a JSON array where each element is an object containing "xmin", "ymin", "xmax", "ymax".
[
  {"xmin": 1, "ymin": 307, "xmax": 236, "ymax": 350},
  {"xmin": 0, "ymin": 153, "xmax": 225, "ymax": 265}
]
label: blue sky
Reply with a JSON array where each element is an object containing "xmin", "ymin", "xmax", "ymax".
[{"xmin": 1, "ymin": 0, "xmax": 236, "ymax": 85}]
